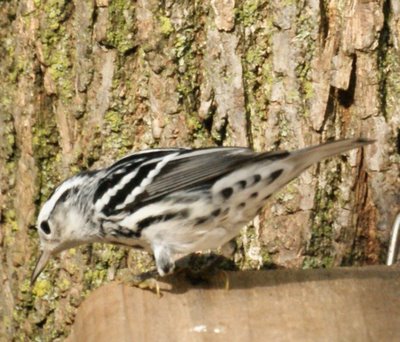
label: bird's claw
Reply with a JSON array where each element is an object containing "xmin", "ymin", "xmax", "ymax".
[{"xmin": 117, "ymin": 269, "xmax": 161, "ymax": 297}]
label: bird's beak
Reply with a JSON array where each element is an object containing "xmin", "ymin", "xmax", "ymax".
[{"xmin": 31, "ymin": 250, "xmax": 52, "ymax": 286}]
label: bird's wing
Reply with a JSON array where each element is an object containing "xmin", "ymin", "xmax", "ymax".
[{"xmin": 96, "ymin": 147, "xmax": 289, "ymax": 215}]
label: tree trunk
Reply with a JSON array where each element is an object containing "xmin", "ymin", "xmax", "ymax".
[{"xmin": 0, "ymin": 0, "xmax": 398, "ymax": 339}]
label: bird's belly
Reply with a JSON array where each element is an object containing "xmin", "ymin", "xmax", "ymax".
[
  {"xmin": 130, "ymin": 182, "xmax": 271, "ymax": 256},
  {"xmin": 140, "ymin": 205, "xmax": 251, "ymax": 256}
]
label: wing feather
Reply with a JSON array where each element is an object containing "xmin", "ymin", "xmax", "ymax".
[{"xmin": 103, "ymin": 147, "xmax": 290, "ymax": 214}]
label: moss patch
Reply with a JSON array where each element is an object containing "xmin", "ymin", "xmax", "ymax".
[
  {"xmin": 105, "ymin": 0, "xmax": 136, "ymax": 54},
  {"xmin": 303, "ymin": 165, "xmax": 342, "ymax": 269},
  {"xmin": 159, "ymin": 15, "xmax": 174, "ymax": 36},
  {"xmin": 32, "ymin": 279, "xmax": 52, "ymax": 298},
  {"xmin": 40, "ymin": 0, "xmax": 74, "ymax": 102},
  {"xmin": 32, "ymin": 113, "xmax": 62, "ymax": 203},
  {"xmin": 236, "ymin": 0, "xmax": 262, "ymax": 27},
  {"xmin": 103, "ymin": 110, "xmax": 133, "ymax": 158}
]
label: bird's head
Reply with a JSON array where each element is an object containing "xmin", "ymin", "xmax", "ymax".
[{"xmin": 31, "ymin": 174, "xmax": 99, "ymax": 285}]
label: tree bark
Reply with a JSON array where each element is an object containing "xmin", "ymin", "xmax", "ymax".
[{"xmin": 0, "ymin": 0, "xmax": 398, "ymax": 339}]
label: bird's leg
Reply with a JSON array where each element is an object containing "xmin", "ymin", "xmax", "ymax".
[{"xmin": 117, "ymin": 244, "xmax": 176, "ymax": 296}]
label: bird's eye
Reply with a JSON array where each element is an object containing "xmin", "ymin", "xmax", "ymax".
[{"xmin": 40, "ymin": 221, "xmax": 51, "ymax": 235}]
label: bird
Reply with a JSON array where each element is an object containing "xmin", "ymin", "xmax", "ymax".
[{"xmin": 31, "ymin": 138, "xmax": 374, "ymax": 285}]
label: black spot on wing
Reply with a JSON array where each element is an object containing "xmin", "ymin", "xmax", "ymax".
[
  {"xmin": 212, "ymin": 208, "xmax": 221, "ymax": 217},
  {"xmin": 195, "ymin": 208, "xmax": 224, "ymax": 226},
  {"xmin": 222, "ymin": 207, "xmax": 230, "ymax": 215},
  {"xmin": 221, "ymin": 187, "xmax": 233, "ymax": 199},
  {"xmin": 195, "ymin": 216, "xmax": 210, "ymax": 226},
  {"xmin": 253, "ymin": 174, "xmax": 261, "ymax": 184},
  {"xmin": 143, "ymin": 148, "xmax": 255, "ymax": 202},
  {"xmin": 238, "ymin": 202, "xmax": 246, "ymax": 208},
  {"xmin": 266, "ymin": 169, "xmax": 284, "ymax": 184},
  {"xmin": 250, "ymin": 192, "xmax": 258, "ymax": 199},
  {"xmin": 237, "ymin": 180, "xmax": 247, "ymax": 189},
  {"xmin": 107, "ymin": 149, "xmax": 289, "ymax": 215}
]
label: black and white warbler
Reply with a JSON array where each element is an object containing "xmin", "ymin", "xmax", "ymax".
[{"xmin": 31, "ymin": 138, "xmax": 374, "ymax": 284}]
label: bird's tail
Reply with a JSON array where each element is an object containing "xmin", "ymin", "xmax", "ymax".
[
  {"xmin": 258, "ymin": 138, "xmax": 375, "ymax": 186},
  {"xmin": 287, "ymin": 138, "xmax": 374, "ymax": 170}
]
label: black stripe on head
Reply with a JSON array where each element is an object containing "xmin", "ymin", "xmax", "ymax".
[
  {"xmin": 43, "ymin": 170, "xmax": 98, "ymax": 219},
  {"xmin": 57, "ymin": 188, "xmax": 74, "ymax": 204},
  {"xmin": 52, "ymin": 187, "xmax": 78, "ymax": 212},
  {"xmin": 221, "ymin": 187, "xmax": 233, "ymax": 199}
]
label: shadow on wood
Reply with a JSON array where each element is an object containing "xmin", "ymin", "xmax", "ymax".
[{"xmin": 66, "ymin": 266, "xmax": 400, "ymax": 342}]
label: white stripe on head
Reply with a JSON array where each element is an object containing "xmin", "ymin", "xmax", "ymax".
[{"xmin": 37, "ymin": 176, "xmax": 86, "ymax": 224}]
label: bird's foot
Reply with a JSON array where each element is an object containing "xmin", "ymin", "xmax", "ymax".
[{"xmin": 117, "ymin": 269, "xmax": 161, "ymax": 297}]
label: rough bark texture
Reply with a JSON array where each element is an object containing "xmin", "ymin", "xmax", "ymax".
[{"xmin": 0, "ymin": 0, "xmax": 398, "ymax": 340}]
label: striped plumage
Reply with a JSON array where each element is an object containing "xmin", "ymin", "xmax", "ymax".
[{"xmin": 31, "ymin": 138, "xmax": 374, "ymax": 284}]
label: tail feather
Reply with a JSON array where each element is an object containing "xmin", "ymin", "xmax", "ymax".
[
  {"xmin": 267, "ymin": 138, "xmax": 375, "ymax": 184},
  {"xmin": 289, "ymin": 138, "xmax": 374, "ymax": 168}
]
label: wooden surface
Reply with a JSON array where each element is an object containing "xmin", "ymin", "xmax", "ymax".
[{"xmin": 67, "ymin": 266, "xmax": 400, "ymax": 342}]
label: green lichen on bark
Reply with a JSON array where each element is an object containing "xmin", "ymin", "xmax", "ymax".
[
  {"xmin": 159, "ymin": 15, "xmax": 174, "ymax": 36},
  {"xmin": 105, "ymin": 0, "xmax": 136, "ymax": 54},
  {"xmin": 39, "ymin": 0, "xmax": 74, "ymax": 101},
  {"xmin": 303, "ymin": 165, "xmax": 343, "ymax": 269},
  {"xmin": 294, "ymin": 6, "xmax": 317, "ymax": 117},
  {"xmin": 32, "ymin": 114, "xmax": 61, "ymax": 203},
  {"xmin": 239, "ymin": 1, "xmax": 274, "ymax": 144},
  {"xmin": 103, "ymin": 110, "xmax": 133, "ymax": 157},
  {"xmin": 171, "ymin": 9, "xmax": 209, "ymax": 143},
  {"xmin": 237, "ymin": 0, "xmax": 263, "ymax": 27},
  {"xmin": 175, "ymin": 29, "xmax": 206, "ymax": 141},
  {"xmin": 0, "ymin": 113, "xmax": 17, "ymax": 188}
]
